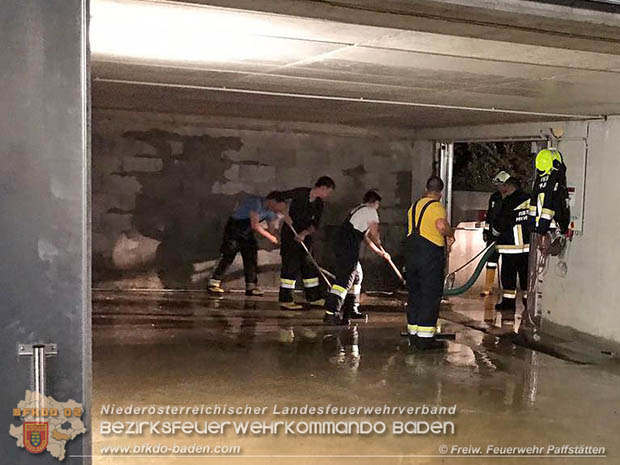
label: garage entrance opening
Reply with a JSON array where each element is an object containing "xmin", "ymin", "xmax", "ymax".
[{"xmin": 84, "ymin": 1, "xmax": 620, "ymax": 464}]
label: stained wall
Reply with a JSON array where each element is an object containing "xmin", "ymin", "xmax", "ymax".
[{"xmin": 92, "ymin": 109, "xmax": 425, "ymax": 291}]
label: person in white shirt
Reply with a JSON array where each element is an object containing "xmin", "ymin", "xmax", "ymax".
[{"xmin": 323, "ymin": 190, "xmax": 391, "ymax": 325}]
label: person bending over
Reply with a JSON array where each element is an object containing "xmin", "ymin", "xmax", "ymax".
[
  {"xmin": 279, "ymin": 176, "xmax": 336, "ymax": 310},
  {"xmin": 208, "ymin": 191, "xmax": 287, "ymax": 296},
  {"xmin": 323, "ymin": 189, "xmax": 390, "ymax": 325}
]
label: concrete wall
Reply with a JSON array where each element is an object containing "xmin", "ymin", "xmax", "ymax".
[
  {"xmin": 414, "ymin": 117, "xmax": 620, "ymax": 343},
  {"xmin": 542, "ymin": 117, "xmax": 620, "ymax": 343},
  {"xmin": 93, "ymin": 109, "xmax": 428, "ymax": 291}
]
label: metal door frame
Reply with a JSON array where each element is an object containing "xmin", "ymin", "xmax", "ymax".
[{"xmin": 435, "ymin": 137, "xmax": 549, "ymax": 225}]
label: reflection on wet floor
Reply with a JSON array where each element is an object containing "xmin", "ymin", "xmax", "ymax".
[{"xmin": 92, "ymin": 290, "xmax": 620, "ymax": 465}]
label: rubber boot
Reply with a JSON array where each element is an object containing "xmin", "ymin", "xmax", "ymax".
[
  {"xmin": 342, "ymin": 294, "xmax": 367, "ymax": 321},
  {"xmin": 495, "ymin": 299, "xmax": 516, "ymax": 311},
  {"xmin": 323, "ymin": 312, "xmax": 349, "ymax": 326},
  {"xmin": 281, "ymin": 302, "xmax": 303, "ymax": 310},
  {"xmin": 349, "ymin": 310, "xmax": 368, "ymax": 321},
  {"xmin": 496, "ymin": 298, "xmax": 516, "ymax": 322},
  {"xmin": 415, "ymin": 337, "xmax": 447, "ymax": 351},
  {"xmin": 243, "ymin": 281, "xmax": 264, "ymax": 296},
  {"xmin": 208, "ymin": 280, "xmax": 225, "ymax": 295},
  {"xmin": 480, "ymin": 269, "xmax": 496, "ymax": 296},
  {"xmin": 246, "ymin": 288, "xmax": 264, "ymax": 297}
]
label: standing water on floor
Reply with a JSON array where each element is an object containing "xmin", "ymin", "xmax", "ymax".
[{"xmin": 92, "ymin": 291, "xmax": 619, "ymax": 465}]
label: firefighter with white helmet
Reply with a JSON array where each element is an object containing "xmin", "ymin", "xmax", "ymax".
[
  {"xmin": 489, "ymin": 173, "xmax": 531, "ymax": 320},
  {"xmin": 480, "ymin": 171, "xmax": 508, "ymax": 296}
]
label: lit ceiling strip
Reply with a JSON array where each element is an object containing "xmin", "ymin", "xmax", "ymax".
[{"xmin": 93, "ymin": 77, "xmax": 604, "ymax": 119}]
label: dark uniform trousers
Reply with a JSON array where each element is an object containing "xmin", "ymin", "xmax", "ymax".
[
  {"xmin": 405, "ymin": 234, "xmax": 445, "ymax": 338},
  {"xmin": 499, "ymin": 252, "xmax": 528, "ymax": 304},
  {"xmin": 485, "ymin": 191, "xmax": 502, "ymax": 271},
  {"xmin": 324, "ymin": 226, "xmax": 364, "ymax": 318},
  {"xmin": 493, "ymin": 188, "xmax": 532, "ymax": 309},
  {"xmin": 279, "ymin": 236, "xmax": 322, "ymax": 303},
  {"xmin": 210, "ymin": 218, "xmax": 258, "ymax": 290},
  {"xmin": 324, "ymin": 262, "xmax": 363, "ymax": 318},
  {"xmin": 487, "ymin": 249, "xmax": 500, "ymax": 270}
]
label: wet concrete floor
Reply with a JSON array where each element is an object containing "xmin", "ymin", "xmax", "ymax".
[{"xmin": 92, "ymin": 290, "xmax": 620, "ymax": 465}]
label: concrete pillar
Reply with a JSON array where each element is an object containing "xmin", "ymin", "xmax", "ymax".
[{"xmin": 0, "ymin": 0, "xmax": 90, "ymax": 463}]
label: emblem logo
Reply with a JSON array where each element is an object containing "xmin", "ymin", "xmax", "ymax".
[
  {"xmin": 11, "ymin": 390, "xmax": 86, "ymax": 461},
  {"xmin": 24, "ymin": 422, "xmax": 49, "ymax": 454}
]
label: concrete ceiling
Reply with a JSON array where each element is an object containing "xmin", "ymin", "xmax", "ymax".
[{"xmin": 91, "ymin": 0, "xmax": 620, "ymax": 129}]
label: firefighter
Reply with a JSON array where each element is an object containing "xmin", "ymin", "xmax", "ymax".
[
  {"xmin": 278, "ymin": 176, "xmax": 336, "ymax": 310},
  {"xmin": 529, "ymin": 148, "xmax": 570, "ymax": 241},
  {"xmin": 481, "ymin": 171, "xmax": 507, "ymax": 296},
  {"xmin": 208, "ymin": 191, "xmax": 288, "ymax": 296},
  {"xmin": 491, "ymin": 175, "xmax": 531, "ymax": 320},
  {"xmin": 405, "ymin": 176, "xmax": 455, "ymax": 350},
  {"xmin": 323, "ymin": 190, "xmax": 390, "ymax": 325},
  {"xmin": 524, "ymin": 148, "xmax": 570, "ymax": 328}
]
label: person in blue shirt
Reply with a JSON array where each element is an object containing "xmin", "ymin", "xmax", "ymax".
[{"xmin": 208, "ymin": 191, "xmax": 287, "ymax": 296}]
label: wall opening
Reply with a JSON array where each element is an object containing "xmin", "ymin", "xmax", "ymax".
[{"xmin": 447, "ymin": 139, "xmax": 547, "ymax": 294}]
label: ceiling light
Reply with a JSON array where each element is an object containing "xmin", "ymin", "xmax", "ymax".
[{"xmin": 90, "ymin": 0, "xmax": 293, "ymax": 63}]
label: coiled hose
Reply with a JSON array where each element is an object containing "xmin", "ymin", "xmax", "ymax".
[{"xmin": 443, "ymin": 245, "xmax": 496, "ymax": 296}]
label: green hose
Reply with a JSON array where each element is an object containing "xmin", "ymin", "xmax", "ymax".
[{"xmin": 443, "ymin": 245, "xmax": 496, "ymax": 296}]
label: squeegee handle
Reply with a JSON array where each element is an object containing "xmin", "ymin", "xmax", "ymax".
[
  {"xmin": 380, "ymin": 246, "xmax": 405, "ymax": 284},
  {"xmin": 286, "ymin": 222, "xmax": 333, "ymax": 287}
]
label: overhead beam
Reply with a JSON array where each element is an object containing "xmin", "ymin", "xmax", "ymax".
[
  {"xmin": 94, "ymin": 77, "xmax": 605, "ymax": 119},
  {"xmin": 169, "ymin": 0, "xmax": 620, "ymax": 53}
]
